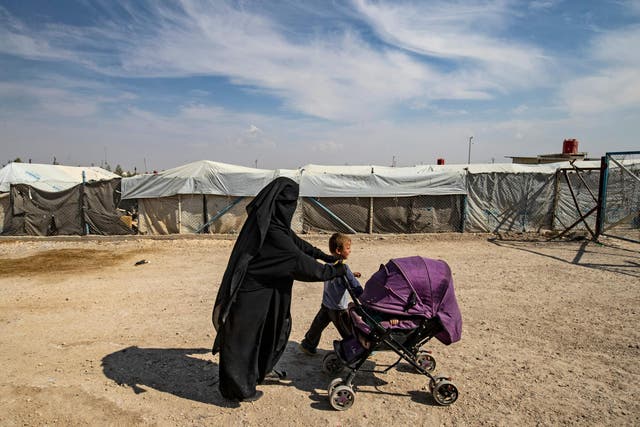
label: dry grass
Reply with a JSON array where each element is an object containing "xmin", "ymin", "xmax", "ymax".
[{"xmin": 0, "ymin": 248, "xmax": 136, "ymax": 278}]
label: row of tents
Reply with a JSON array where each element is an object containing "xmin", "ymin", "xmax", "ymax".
[{"xmin": 0, "ymin": 158, "xmax": 633, "ymax": 237}]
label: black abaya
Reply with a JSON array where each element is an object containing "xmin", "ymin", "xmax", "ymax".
[{"xmin": 212, "ymin": 177, "xmax": 345, "ymax": 400}]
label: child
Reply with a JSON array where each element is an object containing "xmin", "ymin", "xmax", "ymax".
[{"xmin": 299, "ymin": 233, "xmax": 362, "ymax": 355}]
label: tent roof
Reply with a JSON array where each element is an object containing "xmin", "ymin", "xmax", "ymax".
[
  {"xmin": 122, "ymin": 161, "xmax": 466, "ymax": 199},
  {"xmin": 465, "ymin": 160, "xmax": 602, "ymax": 173},
  {"xmin": 121, "ymin": 160, "xmax": 280, "ymax": 199},
  {"xmin": 0, "ymin": 162, "xmax": 118, "ymax": 193},
  {"xmin": 298, "ymin": 164, "xmax": 466, "ymax": 196},
  {"xmin": 121, "ymin": 159, "xmax": 624, "ymax": 200}
]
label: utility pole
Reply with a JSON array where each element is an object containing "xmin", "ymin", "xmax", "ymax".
[{"xmin": 467, "ymin": 136, "xmax": 474, "ymax": 164}]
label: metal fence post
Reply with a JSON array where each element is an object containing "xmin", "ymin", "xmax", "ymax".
[
  {"xmin": 368, "ymin": 197, "xmax": 374, "ymax": 234},
  {"xmin": 82, "ymin": 170, "xmax": 89, "ymax": 235},
  {"xmin": 550, "ymin": 169, "xmax": 561, "ymax": 230},
  {"xmin": 595, "ymin": 155, "xmax": 608, "ymax": 238},
  {"xmin": 178, "ymin": 195, "xmax": 182, "ymax": 234}
]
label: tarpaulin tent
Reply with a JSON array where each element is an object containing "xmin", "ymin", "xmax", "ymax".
[
  {"xmin": 0, "ymin": 162, "xmax": 117, "ymax": 192},
  {"xmin": 121, "ymin": 160, "xmax": 467, "ymax": 235},
  {"xmin": 3, "ymin": 157, "xmax": 637, "ymax": 237},
  {"xmin": 2, "ymin": 180, "xmax": 133, "ymax": 236},
  {"xmin": 0, "ymin": 163, "xmax": 131, "ymax": 236},
  {"xmin": 297, "ymin": 164, "xmax": 466, "ymax": 233},
  {"xmin": 121, "ymin": 160, "xmax": 282, "ymax": 234}
]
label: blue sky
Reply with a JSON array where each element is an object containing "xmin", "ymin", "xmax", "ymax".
[{"xmin": 1, "ymin": 0, "xmax": 639, "ymax": 171}]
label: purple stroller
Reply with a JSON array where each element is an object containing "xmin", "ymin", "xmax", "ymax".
[{"xmin": 322, "ymin": 256, "xmax": 462, "ymax": 410}]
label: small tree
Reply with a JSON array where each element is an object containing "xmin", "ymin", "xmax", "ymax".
[
  {"xmin": 114, "ymin": 164, "xmax": 124, "ymax": 176},
  {"xmin": 13, "ymin": 157, "xmax": 22, "ymax": 163}
]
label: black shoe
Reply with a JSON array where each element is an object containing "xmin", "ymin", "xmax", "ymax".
[
  {"xmin": 298, "ymin": 342, "xmax": 317, "ymax": 355},
  {"xmin": 264, "ymin": 369, "xmax": 287, "ymax": 381},
  {"xmin": 241, "ymin": 390, "xmax": 264, "ymax": 402}
]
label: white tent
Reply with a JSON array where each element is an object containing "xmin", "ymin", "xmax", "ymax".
[
  {"xmin": 120, "ymin": 160, "xmax": 468, "ymax": 234},
  {"xmin": 116, "ymin": 158, "xmax": 636, "ymax": 236},
  {"xmin": 121, "ymin": 160, "xmax": 289, "ymax": 234},
  {"xmin": 298, "ymin": 164, "xmax": 465, "ymax": 197},
  {"xmin": 121, "ymin": 160, "xmax": 280, "ymax": 199},
  {"xmin": 121, "ymin": 161, "xmax": 465, "ymax": 199},
  {"xmin": 0, "ymin": 162, "xmax": 117, "ymax": 193},
  {"xmin": 0, "ymin": 163, "xmax": 130, "ymax": 236}
]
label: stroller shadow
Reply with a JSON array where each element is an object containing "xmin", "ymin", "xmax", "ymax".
[
  {"xmin": 277, "ymin": 341, "xmax": 437, "ymax": 410},
  {"xmin": 489, "ymin": 238, "xmax": 640, "ymax": 279},
  {"xmin": 101, "ymin": 346, "xmax": 240, "ymax": 408}
]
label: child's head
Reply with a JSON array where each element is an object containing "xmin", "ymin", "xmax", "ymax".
[{"xmin": 329, "ymin": 233, "xmax": 352, "ymax": 260}]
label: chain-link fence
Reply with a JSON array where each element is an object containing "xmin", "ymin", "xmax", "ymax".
[
  {"xmin": 465, "ymin": 171, "xmax": 555, "ymax": 233},
  {"xmin": 597, "ymin": 152, "xmax": 640, "ymax": 243},
  {"xmin": 8, "ymin": 161, "xmax": 636, "ymax": 239},
  {"xmin": 134, "ymin": 194, "xmax": 464, "ymax": 235},
  {"xmin": 8, "ymin": 161, "xmax": 634, "ymax": 238},
  {"xmin": 553, "ymin": 166, "xmax": 601, "ymax": 236},
  {"xmin": 137, "ymin": 195, "xmax": 249, "ymax": 235},
  {"xmin": 300, "ymin": 196, "xmax": 463, "ymax": 234}
]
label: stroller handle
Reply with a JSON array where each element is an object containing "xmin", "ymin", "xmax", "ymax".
[
  {"xmin": 342, "ymin": 274, "xmax": 362, "ymax": 306},
  {"xmin": 342, "ymin": 275, "xmax": 387, "ymax": 336}
]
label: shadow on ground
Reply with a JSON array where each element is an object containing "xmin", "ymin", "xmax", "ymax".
[
  {"xmin": 102, "ymin": 341, "xmax": 437, "ymax": 409},
  {"xmin": 252, "ymin": 341, "xmax": 437, "ymax": 410},
  {"xmin": 489, "ymin": 238, "xmax": 640, "ymax": 278},
  {"xmin": 101, "ymin": 346, "xmax": 239, "ymax": 408}
]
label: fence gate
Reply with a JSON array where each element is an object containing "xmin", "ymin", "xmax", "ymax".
[{"xmin": 596, "ymin": 151, "xmax": 640, "ymax": 243}]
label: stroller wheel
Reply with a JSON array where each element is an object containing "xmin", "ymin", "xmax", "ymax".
[
  {"xmin": 322, "ymin": 352, "xmax": 344, "ymax": 375},
  {"xmin": 329, "ymin": 385, "xmax": 355, "ymax": 411},
  {"xmin": 428, "ymin": 375, "xmax": 448, "ymax": 392},
  {"xmin": 327, "ymin": 378, "xmax": 343, "ymax": 396},
  {"xmin": 416, "ymin": 352, "xmax": 436, "ymax": 373},
  {"xmin": 432, "ymin": 379, "xmax": 459, "ymax": 406}
]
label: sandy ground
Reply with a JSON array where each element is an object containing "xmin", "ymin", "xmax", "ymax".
[{"xmin": 0, "ymin": 233, "xmax": 638, "ymax": 426}]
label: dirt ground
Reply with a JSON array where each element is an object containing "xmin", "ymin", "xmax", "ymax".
[{"xmin": 0, "ymin": 233, "xmax": 638, "ymax": 426}]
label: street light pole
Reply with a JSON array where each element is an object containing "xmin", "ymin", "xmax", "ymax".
[{"xmin": 468, "ymin": 136, "xmax": 474, "ymax": 164}]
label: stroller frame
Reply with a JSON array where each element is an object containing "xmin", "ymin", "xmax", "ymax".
[{"xmin": 323, "ymin": 276, "xmax": 459, "ymax": 410}]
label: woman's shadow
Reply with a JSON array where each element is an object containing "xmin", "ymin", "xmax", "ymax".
[
  {"xmin": 101, "ymin": 342, "xmax": 433, "ymax": 409},
  {"xmin": 101, "ymin": 346, "xmax": 240, "ymax": 408}
]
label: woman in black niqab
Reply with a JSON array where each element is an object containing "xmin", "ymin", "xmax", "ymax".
[{"xmin": 212, "ymin": 177, "xmax": 346, "ymax": 401}]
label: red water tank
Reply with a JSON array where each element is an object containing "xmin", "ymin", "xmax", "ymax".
[
  {"xmin": 562, "ymin": 138, "xmax": 579, "ymax": 154},
  {"xmin": 437, "ymin": 158, "xmax": 445, "ymax": 165}
]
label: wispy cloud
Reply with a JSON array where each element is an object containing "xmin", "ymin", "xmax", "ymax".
[
  {"xmin": 559, "ymin": 26, "xmax": 640, "ymax": 115},
  {"xmin": 0, "ymin": 81, "xmax": 120, "ymax": 117},
  {"xmin": 311, "ymin": 140, "xmax": 344, "ymax": 153},
  {"xmin": 0, "ymin": 6, "xmax": 74, "ymax": 61},
  {"xmin": 107, "ymin": 2, "xmax": 439, "ymax": 121},
  {"xmin": 627, "ymin": 0, "xmax": 640, "ymax": 15},
  {"xmin": 353, "ymin": 0, "xmax": 552, "ymax": 91},
  {"xmin": 528, "ymin": 0, "xmax": 560, "ymax": 11},
  {"xmin": 1, "ymin": 1, "xmax": 639, "ymax": 169},
  {"xmin": 0, "ymin": 1, "xmax": 551, "ymax": 121}
]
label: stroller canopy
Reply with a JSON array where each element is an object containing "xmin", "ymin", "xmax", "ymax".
[{"xmin": 360, "ymin": 256, "xmax": 462, "ymax": 345}]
